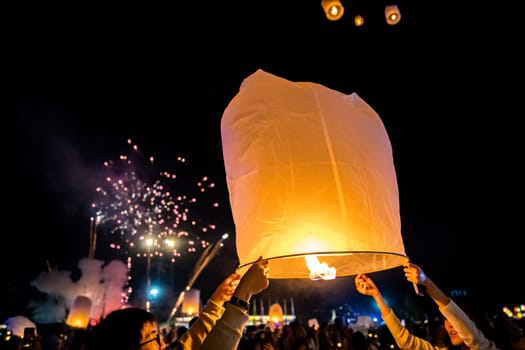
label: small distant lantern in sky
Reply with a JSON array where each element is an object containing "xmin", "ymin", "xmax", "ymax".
[
  {"xmin": 221, "ymin": 69, "xmax": 409, "ymax": 279},
  {"xmin": 321, "ymin": 0, "xmax": 344, "ymax": 21},
  {"xmin": 354, "ymin": 14, "xmax": 365, "ymax": 27},
  {"xmin": 385, "ymin": 5, "xmax": 402, "ymax": 25}
]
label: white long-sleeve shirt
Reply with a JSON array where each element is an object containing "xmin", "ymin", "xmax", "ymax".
[{"xmin": 382, "ymin": 299, "xmax": 499, "ymax": 350}]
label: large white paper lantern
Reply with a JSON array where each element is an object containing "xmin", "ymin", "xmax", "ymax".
[{"xmin": 221, "ymin": 69, "xmax": 409, "ymax": 279}]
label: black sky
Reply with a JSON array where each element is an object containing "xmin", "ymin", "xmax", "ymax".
[{"xmin": 4, "ymin": 0, "xmax": 524, "ymax": 321}]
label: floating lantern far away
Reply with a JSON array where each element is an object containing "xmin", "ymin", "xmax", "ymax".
[
  {"xmin": 4, "ymin": 315, "xmax": 37, "ymax": 338},
  {"xmin": 268, "ymin": 303, "xmax": 284, "ymax": 326},
  {"xmin": 182, "ymin": 289, "xmax": 201, "ymax": 316},
  {"xmin": 66, "ymin": 296, "xmax": 93, "ymax": 329},
  {"xmin": 221, "ymin": 69, "xmax": 409, "ymax": 280}
]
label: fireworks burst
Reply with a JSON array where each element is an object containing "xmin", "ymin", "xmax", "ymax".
[{"xmin": 90, "ymin": 139, "xmax": 221, "ymax": 267}]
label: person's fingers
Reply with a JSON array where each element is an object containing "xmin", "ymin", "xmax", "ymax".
[
  {"xmin": 258, "ymin": 257, "xmax": 269, "ymax": 268},
  {"xmin": 230, "ymin": 279, "xmax": 240, "ymax": 288},
  {"xmin": 228, "ymin": 274, "xmax": 241, "ymax": 284}
]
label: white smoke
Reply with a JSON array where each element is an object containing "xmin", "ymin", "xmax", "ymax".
[{"xmin": 28, "ymin": 257, "xmax": 128, "ymax": 325}]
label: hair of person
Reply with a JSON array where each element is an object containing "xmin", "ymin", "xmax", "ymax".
[{"xmin": 85, "ymin": 307, "xmax": 158, "ymax": 350}]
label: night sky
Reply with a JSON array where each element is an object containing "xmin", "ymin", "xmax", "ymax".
[{"xmin": 4, "ymin": 0, "xmax": 524, "ymax": 322}]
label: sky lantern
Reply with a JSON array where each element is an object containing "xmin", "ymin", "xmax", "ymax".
[
  {"xmin": 4, "ymin": 315, "xmax": 37, "ymax": 338},
  {"xmin": 268, "ymin": 303, "xmax": 284, "ymax": 325},
  {"xmin": 65, "ymin": 296, "xmax": 93, "ymax": 329},
  {"xmin": 182, "ymin": 289, "xmax": 201, "ymax": 316},
  {"xmin": 221, "ymin": 69, "xmax": 409, "ymax": 279}
]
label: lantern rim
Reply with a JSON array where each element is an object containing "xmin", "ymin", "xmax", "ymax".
[{"xmin": 238, "ymin": 250, "xmax": 409, "ymax": 269}]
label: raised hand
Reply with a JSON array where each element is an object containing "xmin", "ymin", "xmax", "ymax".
[
  {"xmin": 403, "ymin": 262, "xmax": 427, "ymax": 286},
  {"xmin": 233, "ymin": 256, "xmax": 270, "ymax": 302},
  {"xmin": 354, "ymin": 273, "xmax": 379, "ymax": 298},
  {"xmin": 210, "ymin": 272, "xmax": 241, "ymax": 305}
]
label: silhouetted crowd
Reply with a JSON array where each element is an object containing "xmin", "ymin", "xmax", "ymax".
[{"xmin": 1, "ymin": 260, "xmax": 524, "ymax": 350}]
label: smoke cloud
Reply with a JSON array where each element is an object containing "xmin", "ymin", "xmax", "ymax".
[{"xmin": 28, "ymin": 257, "xmax": 128, "ymax": 325}]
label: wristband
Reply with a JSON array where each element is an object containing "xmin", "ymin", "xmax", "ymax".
[
  {"xmin": 228, "ymin": 296, "xmax": 250, "ymax": 310},
  {"xmin": 419, "ymin": 271, "xmax": 427, "ymax": 283}
]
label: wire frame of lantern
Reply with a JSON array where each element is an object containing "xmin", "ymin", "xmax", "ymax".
[{"xmin": 221, "ymin": 69, "xmax": 410, "ymax": 280}]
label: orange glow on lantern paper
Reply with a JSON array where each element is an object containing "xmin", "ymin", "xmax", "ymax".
[
  {"xmin": 221, "ymin": 69, "xmax": 409, "ymax": 279},
  {"xmin": 182, "ymin": 289, "xmax": 200, "ymax": 316},
  {"xmin": 269, "ymin": 303, "xmax": 284, "ymax": 324},
  {"xmin": 66, "ymin": 296, "xmax": 92, "ymax": 329}
]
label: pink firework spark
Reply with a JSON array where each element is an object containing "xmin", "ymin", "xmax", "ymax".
[{"xmin": 91, "ymin": 139, "xmax": 221, "ymax": 265}]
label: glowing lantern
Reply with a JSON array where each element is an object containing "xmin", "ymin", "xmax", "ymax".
[
  {"xmin": 308, "ymin": 318, "xmax": 320, "ymax": 330},
  {"xmin": 182, "ymin": 289, "xmax": 200, "ymax": 316},
  {"xmin": 66, "ymin": 296, "xmax": 92, "ymax": 329},
  {"xmin": 268, "ymin": 303, "xmax": 284, "ymax": 325},
  {"xmin": 385, "ymin": 5, "xmax": 401, "ymax": 25},
  {"xmin": 221, "ymin": 69, "xmax": 409, "ymax": 279},
  {"xmin": 4, "ymin": 315, "xmax": 37, "ymax": 338}
]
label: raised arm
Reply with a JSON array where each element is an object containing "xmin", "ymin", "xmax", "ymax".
[
  {"xmin": 354, "ymin": 273, "xmax": 439, "ymax": 350},
  {"xmin": 403, "ymin": 263, "xmax": 450, "ymax": 307},
  {"xmin": 403, "ymin": 263, "xmax": 499, "ymax": 350},
  {"xmin": 176, "ymin": 272, "xmax": 240, "ymax": 350},
  {"xmin": 354, "ymin": 273, "xmax": 391, "ymax": 316},
  {"xmin": 199, "ymin": 257, "xmax": 270, "ymax": 350}
]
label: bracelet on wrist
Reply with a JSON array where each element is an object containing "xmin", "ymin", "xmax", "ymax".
[
  {"xmin": 227, "ymin": 296, "xmax": 250, "ymax": 310},
  {"xmin": 419, "ymin": 271, "xmax": 427, "ymax": 283}
]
